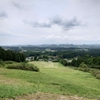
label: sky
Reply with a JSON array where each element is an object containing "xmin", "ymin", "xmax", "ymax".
[{"xmin": 0, "ymin": 0, "xmax": 100, "ymax": 45}]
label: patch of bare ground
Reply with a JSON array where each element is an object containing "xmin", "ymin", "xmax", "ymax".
[{"xmin": 4, "ymin": 92, "xmax": 98, "ymax": 100}]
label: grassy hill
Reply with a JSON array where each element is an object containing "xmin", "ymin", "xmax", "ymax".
[{"xmin": 0, "ymin": 61, "xmax": 100, "ymax": 99}]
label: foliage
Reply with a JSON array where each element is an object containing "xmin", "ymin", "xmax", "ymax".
[
  {"xmin": 59, "ymin": 59, "xmax": 68, "ymax": 66},
  {"xmin": 77, "ymin": 68, "xmax": 90, "ymax": 72},
  {"xmin": 0, "ymin": 60, "xmax": 5, "ymax": 67},
  {"xmin": 0, "ymin": 47, "xmax": 25, "ymax": 62},
  {"xmin": 6, "ymin": 63, "xmax": 39, "ymax": 72},
  {"xmin": 75, "ymin": 67, "xmax": 100, "ymax": 79},
  {"xmin": 4, "ymin": 61, "xmax": 14, "ymax": 64},
  {"xmin": 96, "ymin": 74, "xmax": 100, "ymax": 79},
  {"xmin": 79, "ymin": 62, "xmax": 88, "ymax": 68},
  {"xmin": 91, "ymin": 69, "xmax": 100, "ymax": 79},
  {"xmin": 70, "ymin": 56, "xmax": 100, "ymax": 68}
]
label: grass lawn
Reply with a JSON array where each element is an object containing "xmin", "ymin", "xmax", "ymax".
[{"xmin": 0, "ymin": 61, "xmax": 100, "ymax": 99}]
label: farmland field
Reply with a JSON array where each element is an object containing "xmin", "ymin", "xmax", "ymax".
[{"xmin": 0, "ymin": 61, "xmax": 100, "ymax": 99}]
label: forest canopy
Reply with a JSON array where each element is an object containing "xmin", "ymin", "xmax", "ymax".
[{"xmin": 0, "ymin": 47, "xmax": 25, "ymax": 62}]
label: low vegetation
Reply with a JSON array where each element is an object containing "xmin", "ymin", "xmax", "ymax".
[
  {"xmin": 0, "ymin": 61, "xmax": 99, "ymax": 99},
  {"xmin": 76, "ymin": 63, "xmax": 100, "ymax": 79},
  {"xmin": 6, "ymin": 63, "xmax": 39, "ymax": 72},
  {"xmin": 0, "ymin": 60, "xmax": 39, "ymax": 72}
]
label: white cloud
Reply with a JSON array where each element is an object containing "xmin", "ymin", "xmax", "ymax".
[
  {"xmin": 0, "ymin": 0, "xmax": 100, "ymax": 45},
  {"xmin": 0, "ymin": 28, "xmax": 29, "ymax": 37}
]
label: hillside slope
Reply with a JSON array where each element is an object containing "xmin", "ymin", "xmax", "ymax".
[{"xmin": 0, "ymin": 61, "xmax": 100, "ymax": 99}]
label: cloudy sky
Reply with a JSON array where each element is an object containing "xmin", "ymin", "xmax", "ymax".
[{"xmin": 0, "ymin": 0, "xmax": 100, "ymax": 45}]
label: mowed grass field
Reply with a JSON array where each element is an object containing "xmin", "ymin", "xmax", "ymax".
[{"xmin": 0, "ymin": 61, "xmax": 100, "ymax": 99}]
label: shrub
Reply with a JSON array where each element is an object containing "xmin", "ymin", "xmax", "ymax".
[
  {"xmin": 91, "ymin": 70, "xmax": 100, "ymax": 76},
  {"xmin": 96, "ymin": 74, "xmax": 100, "ymax": 79},
  {"xmin": 0, "ymin": 60, "xmax": 5, "ymax": 67},
  {"xmin": 79, "ymin": 62, "xmax": 88, "ymax": 68},
  {"xmin": 89, "ymin": 65, "xmax": 100, "ymax": 69},
  {"xmin": 77, "ymin": 62, "xmax": 89, "ymax": 72},
  {"xmin": 82, "ymin": 68, "xmax": 90, "ymax": 72},
  {"xmin": 0, "ymin": 64, "xmax": 3, "ymax": 67},
  {"xmin": 78, "ymin": 67, "xmax": 90, "ymax": 72},
  {"xmin": 76, "ymin": 63, "xmax": 100, "ymax": 80},
  {"xmin": 5, "ymin": 61, "xmax": 14, "ymax": 64},
  {"xmin": 6, "ymin": 63, "xmax": 39, "ymax": 72}
]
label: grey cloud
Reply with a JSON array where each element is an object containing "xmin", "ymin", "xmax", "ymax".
[
  {"xmin": 31, "ymin": 21, "xmax": 51, "ymax": 28},
  {"xmin": 12, "ymin": 1, "xmax": 21, "ymax": 9},
  {"xmin": 23, "ymin": 17, "xmax": 81, "ymax": 30},
  {"xmin": 0, "ymin": 12, "xmax": 8, "ymax": 18},
  {"xmin": 64, "ymin": 18, "xmax": 80, "ymax": 30},
  {"xmin": 51, "ymin": 16, "xmax": 62, "ymax": 25},
  {"xmin": 84, "ymin": 0, "xmax": 100, "ymax": 5},
  {"xmin": 79, "ymin": 0, "xmax": 100, "ymax": 8},
  {"xmin": 92, "ymin": 0, "xmax": 100, "ymax": 4},
  {"xmin": 23, "ymin": 20, "xmax": 51, "ymax": 28},
  {"xmin": 51, "ymin": 17, "xmax": 80, "ymax": 30}
]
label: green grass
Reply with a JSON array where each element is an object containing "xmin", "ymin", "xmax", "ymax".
[
  {"xmin": 0, "ymin": 61, "xmax": 100, "ymax": 99},
  {"xmin": 0, "ymin": 84, "xmax": 35, "ymax": 98}
]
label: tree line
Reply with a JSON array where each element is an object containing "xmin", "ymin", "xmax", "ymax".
[
  {"xmin": 0, "ymin": 47, "xmax": 25, "ymax": 62},
  {"xmin": 71, "ymin": 56, "xmax": 100, "ymax": 69},
  {"xmin": 60, "ymin": 55, "xmax": 100, "ymax": 69}
]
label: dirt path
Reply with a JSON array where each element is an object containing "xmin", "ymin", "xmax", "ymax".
[{"xmin": 4, "ymin": 92, "xmax": 98, "ymax": 100}]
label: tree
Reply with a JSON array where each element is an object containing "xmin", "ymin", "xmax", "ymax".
[
  {"xmin": 59, "ymin": 59, "xmax": 68, "ymax": 66},
  {"xmin": 79, "ymin": 62, "xmax": 88, "ymax": 68},
  {"xmin": 6, "ymin": 50, "xmax": 13, "ymax": 60},
  {"xmin": 71, "ymin": 59, "xmax": 77, "ymax": 66}
]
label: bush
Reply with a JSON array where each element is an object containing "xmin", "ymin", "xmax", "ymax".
[
  {"xmin": 4, "ymin": 61, "xmax": 14, "ymax": 64},
  {"xmin": 0, "ymin": 61, "xmax": 15, "ymax": 68},
  {"xmin": 92, "ymin": 70, "xmax": 99, "ymax": 76},
  {"xmin": 96, "ymin": 74, "xmax": 100, "ymax": 79},
  {"xmin": 79, "ymin": 62, "xmax": 88, "ymax": 68},
  {"xmin": 78, "ymin": 67, "xmax": 90, "ymax": 72},
  {"xmin": 6, "ymin": 63, "xmax": 39, "ymax": 72},
  {"xmin": 75, "ymin": 62, "xmax": 100, "ymax": 80},
  {"xmin": 89, "ymin": 65, "xmax": 100, "ymax": 69},
  {"xmin": 0, "ymin": 64, "xmax": 3, "ymax": 67},
  {"xmin": 0, "ymin": 60, "xmax": 5, "ymax": 67}
]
